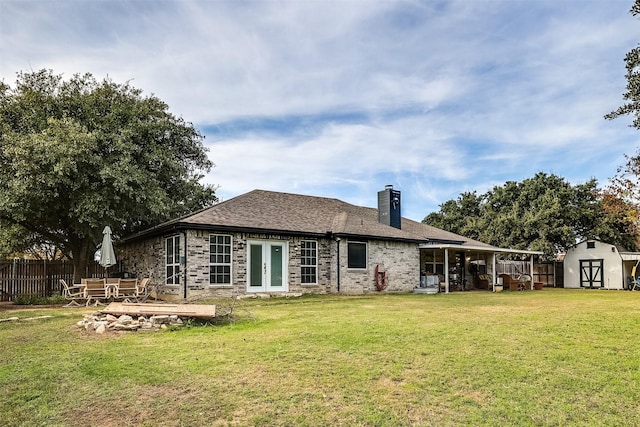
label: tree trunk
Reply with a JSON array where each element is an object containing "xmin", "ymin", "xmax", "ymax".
[{"xmin": 71, "ymin": 238, "xmax": 92, "ymax": 283}]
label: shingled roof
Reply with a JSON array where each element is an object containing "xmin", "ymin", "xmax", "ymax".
[{"xmin": 123, "ymin": 189, "xmax": 494, "ymax": 248}]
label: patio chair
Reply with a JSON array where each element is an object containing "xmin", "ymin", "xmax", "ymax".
[
  {"xmin": 136, "ymin": 278, "xmax": 151, "ymax": 302},
  {"xmin": 85, "ymin": 278, "xmax": 107, "ymax": 306},
  {"xmin": 60, "ymin": 279, "xmax": 85, "ymax": 307},
  {"xmin": 499, "ymin": 274, "xmax": 519, "ymax": 291},
  {"xmin": 116, "ymin": 278, "xmax": 138, "ymax": 303},
  {"xmin": 518, "ymin": 274, "xmax": 532, "ymax": 291},
  {"xmin": 477, "ymin": 274, "xmax": 492, "ymax": 290}
]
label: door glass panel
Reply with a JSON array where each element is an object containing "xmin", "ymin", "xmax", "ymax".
[
  {"xmin": 270, "ymin": 245, "xmax": 283, "ymax": 287},
  {"xmin": 250, "ymin": 244, "xmax": 263, "ymax": 288}
]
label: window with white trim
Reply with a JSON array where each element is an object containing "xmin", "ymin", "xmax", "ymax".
[
  {"xmin": 210, "ymin": 234, "xmax": 232, "ymax": 285},
  {"xmin": 165, "ymin": 235, "xmax": 180, "ymax": 285},
  {"xmin": 301, "ymin": 240, "xmax": 317, "ymax": 284},
  {"xmin": 347, "ymin": 241, "xmax": 367, "ymax": 269}
]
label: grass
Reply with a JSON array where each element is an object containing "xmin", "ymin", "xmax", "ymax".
[{"xmin": 1, "ymin": 289, "xmax": 640, "ymax": 426}]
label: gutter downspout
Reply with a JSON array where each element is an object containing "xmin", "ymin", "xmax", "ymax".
[{"xmin": 336, "ymin": 237, "xmax": 341, "ymax": 293}]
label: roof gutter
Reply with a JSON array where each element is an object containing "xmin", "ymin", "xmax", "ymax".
[
  {"xmin": 419, "ymin": 243, "xmax": 543, "ymax": 256},
  {"xmin": 124, "ymin": 222, "xmax": 427, "ymax": 245}
]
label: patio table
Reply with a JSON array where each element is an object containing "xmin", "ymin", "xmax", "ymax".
[{"xmin": 105, "ymin": 283, "xmax": 118, "ymax": 299}]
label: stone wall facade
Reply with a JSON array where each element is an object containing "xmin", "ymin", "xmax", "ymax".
[
  {"xmin": 119, "ymin": 229, "xmax": 421, "ymax": 299},
  {"xmin": 337, "ymin": 238, "xmax": 420, "ymax": 294}
]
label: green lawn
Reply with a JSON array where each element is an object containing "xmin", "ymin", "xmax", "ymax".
[{"xmin": 1, "ymin": 289, "xmax": 640, "ymax": 426}]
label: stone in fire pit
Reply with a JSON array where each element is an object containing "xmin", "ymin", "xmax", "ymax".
[
  {"xmin": 77, "ymin": 303, "xmax": 216, "ymax": 334},
  {"xmin": 77, "ymin": 312, "xmax": 184, "ymax": 333}
]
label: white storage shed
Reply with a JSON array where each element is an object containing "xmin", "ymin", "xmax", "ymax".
[{"xmin": 564, "ymin": 240, "xmax": 640, "ymax": 290}]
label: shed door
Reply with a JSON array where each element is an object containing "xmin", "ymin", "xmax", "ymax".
[{"xmin": 580, "ymin": 259, "xmax": 603, "ymax": 289}]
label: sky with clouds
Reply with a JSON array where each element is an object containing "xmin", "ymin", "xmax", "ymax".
[{"xmin": 1, "ymin": 0, "xmax": 639, "ymax": 221}]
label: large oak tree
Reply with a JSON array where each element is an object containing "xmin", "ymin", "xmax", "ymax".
[
  {"xmin": 0, "ymin": 70, "xmax": 217, "ymax": 280},
  {"xmin": 602, "ymin": 0, "xmax": 640, "ymax": 248},
  {"xmin": 423, "ymin": 173, "xmax": 638, "ymax": 259},
  {"xmin": 605, "ymin": 0, "xmax": 640, "ymax": 127}
]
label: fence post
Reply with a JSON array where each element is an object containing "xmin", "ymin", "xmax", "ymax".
[{"xmin": 11, "ymin": 258, "xmax": 17, "ymax": 301}]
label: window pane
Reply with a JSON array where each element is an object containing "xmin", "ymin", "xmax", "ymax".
[
  {"xmin": 174, "ymin": 237, "xmax": 180, "ymax": 263},
  {"xmin": 166, "ymin": 240, "xmax": 173, "ymax": 264},
  {"xmin": 166, "ymin": 266, "xmax": 173, "ymax": 284},
  {"xmin": 166, "ymin": 236, "xmax": 181, "ymax": 285},
  {"xmin": 270, "ymin": 245, "xmax": 283, "ymax": 287},
  {"xmin": 301, "ymin": 266, "xmax": 316, "ymax": 284},
  {"xmin": 348, "ymin": 242, "xmax": 366, "ymax": 269},
  {"xmin": 210, "ymin": 265, "xmax": 231, "ymax": 284},
  {"xmin": 301, "ymin": 241, "xmax": 317, "ymax": 284},
  {"xmin": 209, "ymin": 234, "xmax": 232, "ymax": 285},
  {"xmin": 424, "ymin": 250, "xmax": 434, "ymax": 263},
  {"xmin": 250, "ymin": 244, "xmax": 263, "ymax": 287}
]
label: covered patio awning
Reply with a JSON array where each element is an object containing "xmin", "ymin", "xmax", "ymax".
[
  {"xmin": 620, "ymin": 252, "xmax": 640, "ymax": 262},
  {"xmin": 419, "ymin": 242, "xmax": 543, "ymax": 293}
]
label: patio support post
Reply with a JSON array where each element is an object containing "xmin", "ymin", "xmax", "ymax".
[
  {"xmin": 444, "ymin": 249, "xmax": 449, "ymax": 293},
  {"xmin": 530, "ymin": 255, "xmax": 534, "ymax": 290},
  {"xmin": 492, "ymin": 253, "xmax": 497, "ymax": 291}
]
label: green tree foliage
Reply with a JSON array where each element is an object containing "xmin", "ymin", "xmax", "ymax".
[
  {"xmin": 423, "ymin": 191, "xmax": 484, "ymax": 241},
  {"xmin": 423, "ymin": 173, "xmax": 638, "ymax": 259},
  {"xmin": 602, "ymin": 0, "xmax": 640, "ymax": 250},
  {"xmin": 605, "ymin": 0, "xmax": 640, "ymax": 127},
  {"xmin": 0, "ymin": 70, "xmax": 217, "ymax": 279}
]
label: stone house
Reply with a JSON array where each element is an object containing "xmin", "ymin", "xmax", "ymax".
[{"xmin": 119, "ymin": 186, "xmax": 539, "ymax": 300}]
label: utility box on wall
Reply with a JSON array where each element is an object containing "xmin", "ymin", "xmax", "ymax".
[{"xmin": 378, "ymin": 185, "xmax": 401, "ymax": 229}]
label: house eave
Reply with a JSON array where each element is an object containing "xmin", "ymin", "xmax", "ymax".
[
  {"xmin": 419, "ymin": 242, "xmax": 543, "ymax": 256},
  {"xmin": 121, "ymin": 222, "xmax": 333, "ymax": 242},
  {"xmin": 122, "ymin": 222, "xmax": 427, "ymax": 245}
]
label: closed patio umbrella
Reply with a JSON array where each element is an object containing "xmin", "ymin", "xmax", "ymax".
[{"xmin": 99, "ymin": 226, "xmax": 117, "ymax": 271}]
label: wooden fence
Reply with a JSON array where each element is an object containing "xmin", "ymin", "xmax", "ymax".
[
  {"xmin": 0, "ymin": 259, "xmax": 105, "ymax": 302},
  {"xmin": 497, "ymin": 260, "xmax": 559, "ymax": 287}
]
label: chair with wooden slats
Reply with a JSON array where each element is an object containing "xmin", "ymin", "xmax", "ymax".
[
  {"xmin": 136, "ymin": 278, "xmax": 151, "ymax": 303},
  {"xmin": 85, "ymin": 278, "xmax": 107, "ymax": 306},
  {"xmin": 116, "ymin": 278, "xmax": 138, "ymax": 303},
  {"xmin": 60, "ymin": 279, "xmax": 85, "ymax": 307}
]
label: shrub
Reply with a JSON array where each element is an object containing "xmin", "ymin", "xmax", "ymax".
[{"xmin": 13, "ymin": 294, "xmax": 65, "ymax": 305}]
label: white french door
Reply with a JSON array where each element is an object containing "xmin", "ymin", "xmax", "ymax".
[{"xmin": 247, "ymin": 241, "xmax": 288, "ymax": 292}]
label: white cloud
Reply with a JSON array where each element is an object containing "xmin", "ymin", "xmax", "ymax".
[{"xmin": 1, "ymin": 0, "xmax": 639, "ymax": 220}]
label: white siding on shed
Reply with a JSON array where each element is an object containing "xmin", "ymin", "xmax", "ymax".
[{"xmin": 563, "ymin": 240, "xmax": 623, "ymax": 289}]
